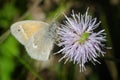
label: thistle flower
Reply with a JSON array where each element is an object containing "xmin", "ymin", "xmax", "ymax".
[{"xmin": 56, "ymin": 9, "xmax": 106, "ymax": 72}]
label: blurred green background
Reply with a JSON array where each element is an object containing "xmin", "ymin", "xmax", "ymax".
[{"xmin": 0, "ymin": 0, "xmax": 120, "ymax": 80}]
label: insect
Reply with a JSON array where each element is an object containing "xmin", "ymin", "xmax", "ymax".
[{"xmin": 10, "ymin": 20, "xmax": 57, "ymax": 61}]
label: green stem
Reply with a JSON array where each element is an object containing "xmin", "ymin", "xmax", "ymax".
[
  {"xmin": 11, "ymin": 53, "xmax": 43, "ymax": 80},
  {"xmin": 0, "ymin": 29, "xmax": 10, "ymax": 44}
]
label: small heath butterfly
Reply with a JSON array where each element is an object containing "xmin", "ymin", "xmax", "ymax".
[{"xmin": 10, "ymin": 20, "xmax": 57, "ymax": 61}]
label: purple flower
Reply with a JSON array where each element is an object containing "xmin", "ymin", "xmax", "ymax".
[{"xmin": 56, "ymin": 9, "xmax": 106, "ymax": 72}]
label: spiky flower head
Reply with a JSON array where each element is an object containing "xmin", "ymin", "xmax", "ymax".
[{"xmin": 56, "ymin": 9, "xmax": 106, "ymax": 72}]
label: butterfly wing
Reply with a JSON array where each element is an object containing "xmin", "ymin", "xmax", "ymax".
[
  {"xmin": 10, "ymin": 20, "xmax": 49, "ymax": 45},
  {"xmin": 25, "ymin": 24, "xmax": 55, "ymax": 61}
]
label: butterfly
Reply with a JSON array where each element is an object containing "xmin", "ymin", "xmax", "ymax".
[{"xmin": 10, "ymin": 20, "xmax": 57, "ymax": 61}]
